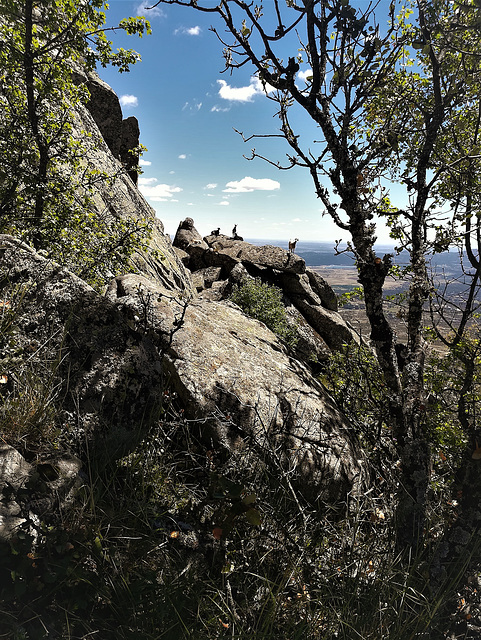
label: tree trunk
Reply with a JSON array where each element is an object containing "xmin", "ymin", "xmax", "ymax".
[{"xmin": 23, "ymin": 0, "xmax": 48, "ymax": 248}]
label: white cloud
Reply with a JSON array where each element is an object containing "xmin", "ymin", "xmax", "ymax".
[
  {"xmin": 178, "ymin": 154, "xmax": 187, "ymax": 160},
  {"xmin": 297, "ymin": 68, "xmax": 313, "ymax": 83},
  {"xmin": 120, "ymin": 94, "xmax": 138, "ymax": 108},
  {"xmin": 217, "ymin": 76, "xmax": 275, "ymax": 103},
  {"xmin": 219, "ymin": 201, "xmax": 230, "ymax": 206},
  {"xmin": 139, "ymin": 181, "xmax": 183, "ymax": 201},
  {"xmin": 223, "ymin": 177, "xmax": 280, "ymax": 193},
  {"xmin": 174, "ymin": 25, "xmax": 202, "ymax": 36},
  {"xmin": 136, "ymin": 1, "xmax": 165, "ymax": 18},
  {"xmin": 139, "ymin": 159, "xmax": 151, "ymax": 166},
  {"xmin": 204, "ymin": 183, "xmax": 217, "ymax": 190},
  {"xmin": 217, "ymin": 78, "xmax": 257, "ymax": 102}
]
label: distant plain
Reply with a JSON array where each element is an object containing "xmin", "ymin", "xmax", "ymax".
[{"xmin": 249, "ymin": 239, "xmax": 475, "ymax": 344}]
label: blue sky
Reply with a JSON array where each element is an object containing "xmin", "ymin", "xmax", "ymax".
[{"xmin": 99, "ymin": 0, "xmax": 396, "ymax": 244}]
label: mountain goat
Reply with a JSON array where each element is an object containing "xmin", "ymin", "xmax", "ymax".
[{"xmin": 288, "ymin": 238, "xmax": 299, "ymax": 254}]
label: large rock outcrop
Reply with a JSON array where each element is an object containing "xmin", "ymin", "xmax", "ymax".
[
  {"xmin": 107, "ymin": 274, "xmax": 363, "ymax": 503},
  {"xmin": 0, "ymin": 72, "xmax": 364, "ymax": 540},
  {"xmin": 80, "ymin": 71, "xmax": 140, "ymax": 184},
  {"xmin": 173, "ymin": 221, "xmax": 358, "ymax": 360},
  {"xmin": 82, "ymin": 72, "xmax": 123, "ymax": 159},
  {"xmin": 0, "ymin": 236, "xmax": 362, "ymax": 517}
]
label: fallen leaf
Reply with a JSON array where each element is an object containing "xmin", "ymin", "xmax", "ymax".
[
  {"xmin": 241, "ymin": 492, "xmax": 256, "ymax": 506},
  {"xmin": 245, "ymin": 508, "xmax": 261, "ymax": 526},
  {"xmin": 472, "ymin": 440, "xmax": 481, "ymax": 460},
  {"xmin": 370, "ymin": 508, "xmax": 385, "ymax": 522},
  {"xmin": 212, "ymin": 527, "xmax": 223, "ymax": 540}
]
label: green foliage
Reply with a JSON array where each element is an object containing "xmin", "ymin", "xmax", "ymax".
[
  {"xmin": 230, "ymin": 277, "xmax": 298, "ymax": 348},
  {"xmin": 337, "ymin": 285, "xmax": 364, "ymax": 307},
  {"xmin": 208, "ymin": 472, "xmax": 261, "ymax": 536},
  {"xmin": 424, "ymin": 350, "xmax": 469, "ymax": 453},
  {"xmin": 0, "ymin": 0, "xmax": 152, "ymax": 287}
]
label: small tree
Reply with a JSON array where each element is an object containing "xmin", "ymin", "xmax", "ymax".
[
  {"xmin": 149, "ymin": 0, "xmax": 481, "ymax": 559},
  {"xmin": 0, "ymin": 0, "xmax": 151, "ymax": 287}
]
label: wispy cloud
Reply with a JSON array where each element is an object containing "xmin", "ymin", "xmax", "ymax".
[
  {"xmin": 136, "ymin": 1, "xmax": 165, "ymax": 18},
  {"xmin": 204, "ymin": 183, "xmax": 218, "ymax": 190},
  {"xmin": 223, "ymin": 177, "xmax": 280, "ymax": 193},
  {"xmin": 218, "ymin": 201, "xmax": 230, "ymax": 206},
  {"xmin": 217, "ymin": 76, "xmax": 275, "ymax": 103},
  {"xmin": 120, "ymin": 94, "xmax": 138, "ymax": 108},
  {"xmin": 178, "ymin": 154, "xmax": 187, "ymax": 160},
  {"xmin": 211, "ymin": 105, "xmax": 230, "ymax": 113},
  {"xmin": 182, "ymin": 100, "xmax": 202, "ymax": 112},
  {"xmin": 175, "ymin": 25, "xmax": 202, "ymax": 36},
  {"xmin": 138, "ymin": 178, "xmax": 182, "ymax": 202},
  {"xmin": 139, "ymin": 159, "xmax": 151, "ymax": 166}
]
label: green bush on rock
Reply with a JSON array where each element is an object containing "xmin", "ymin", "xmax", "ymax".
[{"xmin": 229, "ymin": 277, "xmax": 298, "ymax": 349}]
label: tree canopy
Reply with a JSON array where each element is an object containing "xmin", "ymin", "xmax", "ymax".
[
  {"xmin": 0, "ymin": 0, "xmax": 151, "ymax": 287},
  {"xmin": 150, "ymin": 0, "xmax": 481, "ymax": 559}
]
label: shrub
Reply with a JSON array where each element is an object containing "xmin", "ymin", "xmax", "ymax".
[{"xmin": 229, "ymin": 277, "xmax": 298, "ymax": 348}]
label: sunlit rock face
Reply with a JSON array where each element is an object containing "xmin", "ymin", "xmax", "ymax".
[
  {"xmin": 72, "ymin": 68, "xmax": 194, "ymax": 296},
  {"xmin": 108, "ymin": 274, "xmax": 364, "ymax": 504},
  {"xmin": 0, "ymin": 236, "xmax": 362, "ymax": 509},
  {"xmin": 0, "ymin": 75, "xmax": 364, "ymax": 541}
]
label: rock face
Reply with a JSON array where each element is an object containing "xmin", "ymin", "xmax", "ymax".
[
  {"xmin": 173, "ymin": 217, "xmax": 208, "ymax": 252},
  {"xmin": 173, "ymin": 221, "xmax": 358, "ymax": 361},
  {"xmin": 0, "ymin": 444, "xmax": 82, "ymax": 541},
  {"xmin": 0, "ymin": 236, "xmax": 165, "ymax": 465},
  {"xmin": 109, "ymin": 274, "xmax": 363, "ymax": 503},
  {"xmin": 73, "ymin": 68, "xmax": 193, "ymax": 296},
  {"xmin": 120, "ymin": 116, "xmax": 141, "ymax": 185},
  {"xmin": 83, "ymin": 72, "xmax": 123, "ymax": 159},
  {"xmin": 83, "ymin": 70, "xmax": 141, "ymax": 185},
  {"xmin": 0, "ymin": 74, "xmax": 364, "ymax": 540}
]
